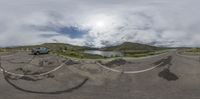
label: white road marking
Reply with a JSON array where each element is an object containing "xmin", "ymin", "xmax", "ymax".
[{"xmin": 96, "ymin": 62, "xmax": 163, "ymax": 74}]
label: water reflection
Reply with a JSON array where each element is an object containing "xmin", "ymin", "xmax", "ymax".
[{"xmin": 84, "ymin": 50, "xmax": 124, "ymax": 57}]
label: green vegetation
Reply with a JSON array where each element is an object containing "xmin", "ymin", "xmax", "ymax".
[
  {"xmin": 0, "ymin": 48, "xmax": 6, "ymax": 52},
  {"xmin": 6, "ymin": 43, "xmax": 91, "ymax": 51},
  {"xmin": 0, "ymin": 49, "xmax": 3, "ymax": 52},
  {"xmin": 185, "ymin": 48, "xmax": 200, "ymax": 53},
  {"xmin": 40, "ymin": 43, "xmax": 103, "ymax": 59},
  {"xmin": 100, "ymin": 42, "xmax": 164, "ymax": 51},
  {"xmin": 123, "ymin": 50, "xmax": 166, "ymax": 57},
  {"xmin": 100, "ymin": 42, "xmax": 166, "ymax": 58},
  {"xmin": 3, "ymin": 42, "xmax": 167, "ymax": 59},
  {"xmin": 5, "ymin": 43, "xmax": 103, "ymax": 59},
  {"xmin": 52, "ymin": 49, "xmax": 104, "ymax": 59}
]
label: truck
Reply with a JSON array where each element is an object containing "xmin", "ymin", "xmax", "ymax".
[{"xmin": 32, "ymin": 47, "xmax": 49, "ymax": 55}]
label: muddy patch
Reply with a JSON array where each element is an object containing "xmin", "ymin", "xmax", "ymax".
[
  {"xmin": 5, "ymin": 73, "xmax": 55, "ymax": 81},
  {"xmin": 100, "ymin": 59, "xmax": 132, "ymax": 68},
  {"xmin": 158, "ymin": 68, "xmax": 179, "ymax": 81},
  {"xmin": 154, "ymin": 56, "xmax": 179, "ymax": 81}
]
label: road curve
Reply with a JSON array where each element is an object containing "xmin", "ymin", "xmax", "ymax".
[{"xmin": 96, "ymin": 62, "xmax": 163, "ymax": 74}]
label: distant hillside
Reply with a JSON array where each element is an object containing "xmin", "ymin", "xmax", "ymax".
[
  {"xmin": 41, "ymin": 43, "xmax": 90, "ymax": 51},
  {"xmin": 5, "ymin": 42, "xmax": 164, "ymax": 51},
  {"xmin": 6, "ymin": 43, "xmax": 93, "ymax": 51},
  {"xmin": 2, "ymin": 42, "xmax": 167, "ymax": 59},
  {"xmin": 100, "ymin": 42, "xmax": 164, "ymax": 51}
]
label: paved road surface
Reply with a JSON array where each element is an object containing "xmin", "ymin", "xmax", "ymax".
[{"xmin": 0, "ymin": 50, "xmax": 200, "ymax": 99}]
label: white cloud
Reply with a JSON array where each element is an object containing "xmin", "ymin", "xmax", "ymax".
[{"xmin": 0, "ymin": 0, "xmax": 200, "ymax": 47}]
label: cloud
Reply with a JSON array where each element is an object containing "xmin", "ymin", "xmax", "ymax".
[{"xmin": 0, "ymin": 0, "xmax": 200, "ymax": 47}]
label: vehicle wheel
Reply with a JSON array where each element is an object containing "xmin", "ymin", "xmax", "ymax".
[{"xmin": 35, "ymin": 52, "xmax": 40, "ymax": 55}]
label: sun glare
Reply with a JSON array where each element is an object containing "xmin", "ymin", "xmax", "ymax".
[
  {"xmin": 83, "ymin": 14, "xmax": 118, "ymax": 33},
  {"xmin": 95, "ymin": 20, "xmax": 105, "ymax": 28}
]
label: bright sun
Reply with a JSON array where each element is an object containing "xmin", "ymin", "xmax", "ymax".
[
  {"xmin": 95, "ymin": 20, "xmax": 106, "ymax": 28},
  {"xmin": 84, "ymin": 14, "xmax": 117, "ymax": 32}
]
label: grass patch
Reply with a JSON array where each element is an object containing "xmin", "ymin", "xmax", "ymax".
[
  {"xmin": 0, "ymin": 48, "xmax": 6, "ymax": 52},
  {"xmin": 52, "ymin": 50, "xmax": 105, "ymax": 59},
  {"xmin": 185, "ymin": 48, "xmax": 200, "ymax": 53},
  {"xmin": 123, "ymin": 50, "xmax": 165, "ymax": 57}
]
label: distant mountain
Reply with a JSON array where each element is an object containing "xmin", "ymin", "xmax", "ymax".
[
  {"xmin": 5, "ymin": 42, "xmax": 165, "ymax": 51},
  {"xmin": 6, "ymin": 43, "xmax": 94, "ymax": 51},
  {"xmin": 100, "ymin": 42, "xmax": 164, "ymax": 51},
  {"xmin": 41, "ymin": 43, "xmax": 90, "ymax": 50}
]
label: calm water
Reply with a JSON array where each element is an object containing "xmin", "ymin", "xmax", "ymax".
[{"xmin": 84, "ymin": 50, "xmax": 124, "ymax": 57}]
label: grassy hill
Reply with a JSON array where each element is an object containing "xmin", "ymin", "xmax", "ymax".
[
  {"xmin": 100, "ymin": 42, "xmax": 166, "ymax": 57},
  {"xmin": 6, "ymin": 43, "xmax": 91, "ymax": 51},
  {"xmin": 4, "ymin": 43, "xmax": 102, "ymax": 59},
  {"xmin": 100, "ymin": 42, "xmax": 163, "ymax": 51}
]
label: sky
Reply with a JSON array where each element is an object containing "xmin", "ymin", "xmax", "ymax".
[{"xmin": 0, "ymin": 0, "xmax": 200, "ymax": 47}]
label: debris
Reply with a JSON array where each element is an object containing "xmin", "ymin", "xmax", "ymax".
[{"xmin": 104, "ymin": 59, "xmax": 127, "ymax": 67}]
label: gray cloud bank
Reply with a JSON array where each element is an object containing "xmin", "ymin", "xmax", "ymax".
[{"xmin": 0, "ymin": 0, "xmax": 200, "ymax": 47}]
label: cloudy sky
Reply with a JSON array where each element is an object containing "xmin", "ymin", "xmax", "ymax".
[{"xmin": 0, "ymin": 0, "xmax": 200, "ymax": 47}]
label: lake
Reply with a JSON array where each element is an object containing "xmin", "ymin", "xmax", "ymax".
[{"xmin": 84, "ymin": 50, "xmax": 124, "ymax": 57}]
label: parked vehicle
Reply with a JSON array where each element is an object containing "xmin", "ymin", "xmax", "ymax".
[{"xmin": 32, "ymin": 47, "xmax": 49, "ymax": 55}]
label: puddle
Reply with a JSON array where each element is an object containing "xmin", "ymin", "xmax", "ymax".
[{"xmin": 158, "ymin": 68, "xmax": 179, "ymax": 81}]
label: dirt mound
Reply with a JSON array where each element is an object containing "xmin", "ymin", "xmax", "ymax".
[{"xmin": 65, "ymin": 59, "xmax": 80, "ymax": 65}]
